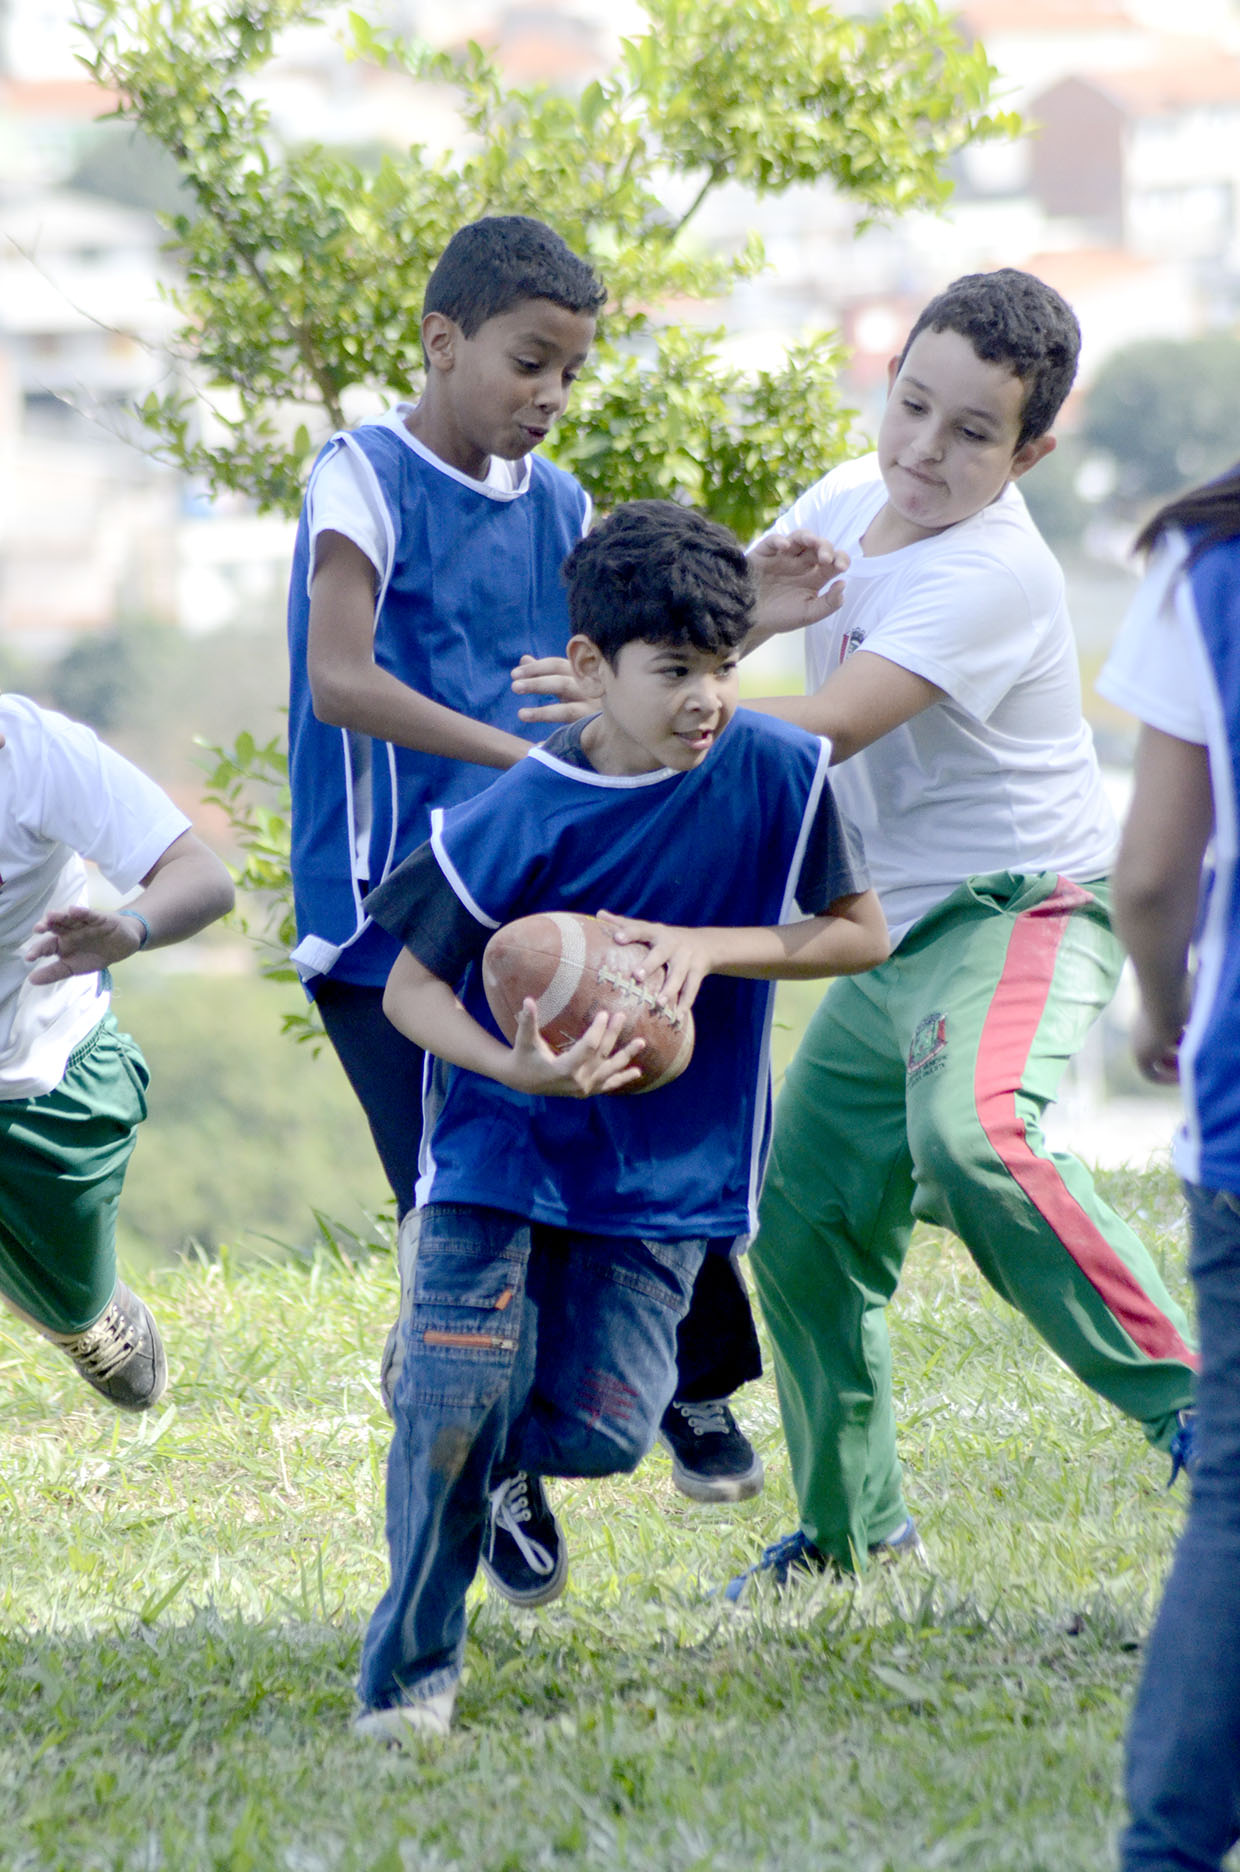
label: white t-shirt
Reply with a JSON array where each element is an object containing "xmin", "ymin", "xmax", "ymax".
[
  {"xmin": 1096, "ymin": 532, "xmax": 1208, "ymax": 742},
  {"xmin": 303, "ymin": 405, "xmax": 531, "ymax": 588},
  {"xmin": 0, "ymin": 696, "xmax": 190, "ymax": 1099},
  {"xmin": 768, "ymin": 453, "xmax": 1117, "ymax": 944}
]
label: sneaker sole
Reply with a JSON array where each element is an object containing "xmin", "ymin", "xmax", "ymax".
[
  {"xmin": 354, "ymin": 1700, "xmax": 453, "ymax": 1742},
  {"xmin": 661, "ymin": 1440, "xmax": 765, "ymax": 1504},
  {"xmin": 479, "ymin": 1546, "xmax": 568, "ymax": 1609}
]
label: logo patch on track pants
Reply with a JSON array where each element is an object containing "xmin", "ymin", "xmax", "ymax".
[{"xmin": 908, "ymin": 1012, "xmax": 948, "ymax": 1081}]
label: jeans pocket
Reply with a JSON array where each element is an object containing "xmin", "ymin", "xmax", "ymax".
[{"xmin": 411, "ymin": 1235, "xmax": 525, "ymax": 1405}]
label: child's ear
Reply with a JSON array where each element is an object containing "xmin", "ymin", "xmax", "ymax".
[
  {"xmin": 1010, "ymin": 433, "xmax": 1056, "ymax": 480},
  {"xmin": 567, "ymin": 635, "xmax": 608, "ymax": 698},
  {"xmin": 421, "ymin": 312, "xmax": 458, "ymax": 374}
]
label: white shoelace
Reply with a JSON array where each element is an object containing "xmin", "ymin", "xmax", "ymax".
[
  {"xmin": 59, "ymin": 1300, "xmax": 138, "ymax": 1380},
  {"xmin": 490, "ymin": 1475, "xmax": 556, "ymax": 1577},
  {"xmin": 671, "ymin": 1399, "xmax": 731, "ymax": 1438}
]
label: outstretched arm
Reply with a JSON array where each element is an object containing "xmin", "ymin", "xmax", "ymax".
[
  {"xmin": 1112, "ymin": 724, "xmax": 1214, "ymax": 1083},
  {"xmin": 25, "ymin": 831, "xmax": 235, "ymax": 982},
  {"xmin": 745, "ymin": 648, "xmax": 943, "ymax": 763},
  {"xmin": 308, "ymin": 531, "xmax": 531, "ymax": 767},
  {"xmin": 596, "ymin": 888, "xmax": 889, "ymax": 1015}
]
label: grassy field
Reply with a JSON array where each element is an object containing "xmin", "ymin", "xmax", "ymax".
[{"xmin": 0, "ymin": 1156, "xmax": 1218, "ymax": 1872}]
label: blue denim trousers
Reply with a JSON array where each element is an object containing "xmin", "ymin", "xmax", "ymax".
[
  {"xmin": 1123, "ymin": 1181, "xmax": 1240, "ymax": 1871},
  {"xmin": 357, "ymin": 1203, "xmax": 706, "ymax": 1712}
]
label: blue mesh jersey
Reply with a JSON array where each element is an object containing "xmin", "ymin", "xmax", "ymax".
[
  {"xmin": 1178, "ymin": 537, "xmax": 1240, "ymax": 1188},
  {"xmin": 286, "ymin": 420, "xmax": 589, "ymax": 990},
  {"xmin": 366, "ymin": 709, "xmax": 869, "ymax": 1239}
]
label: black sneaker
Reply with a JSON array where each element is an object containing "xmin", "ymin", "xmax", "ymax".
[
  {"xmin": 44, "ymin": 1280, "xmax": 167, "ymax": 1411},
  {"xmin": 481, "ymin": 1473, "xmax": 567, "ymax": 1607},
  {"xmin": 658, "ymin": 1398, "xmax": 765, "ymax": 1503}
]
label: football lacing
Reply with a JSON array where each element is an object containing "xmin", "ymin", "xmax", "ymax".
[{"xmin": 596, "ymin": 964, "xmax": 686, "ymax": 1025}]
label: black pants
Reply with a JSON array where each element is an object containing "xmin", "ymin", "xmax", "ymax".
[{"xmin": 316, "ymin": 976, "xmax": 762, "ymax": 1402}]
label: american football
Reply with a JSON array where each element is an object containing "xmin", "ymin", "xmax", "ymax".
[{"xmin": 481, "ymin": 910, "xmax": 695, "ymax": 1095}]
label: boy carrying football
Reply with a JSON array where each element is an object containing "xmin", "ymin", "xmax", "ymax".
[{"xmin": 352, "ymin": 499, "xmax": 887, "ymax": 1739}]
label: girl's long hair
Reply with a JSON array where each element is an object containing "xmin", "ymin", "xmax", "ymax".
[{"xmin": 1135, "ymin": 461, "xmax": 1240, "ymax": 562}]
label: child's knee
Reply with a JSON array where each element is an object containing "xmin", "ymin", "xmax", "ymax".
[{"xmin": 552, "ymin": 1413, "xmax": 653, "ymax": 1478}]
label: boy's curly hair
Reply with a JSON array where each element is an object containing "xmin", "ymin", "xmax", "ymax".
[
  {"xmin": 900, "ymin": 268, "xmax": 1081, "ymax": 448},
  {"xmin": 563, "ymin": 501, "xmax": 754, "ymax": 661},
  {"xmin": 424, "ymin": 216, "xmax": 606, "ymax": 334}
]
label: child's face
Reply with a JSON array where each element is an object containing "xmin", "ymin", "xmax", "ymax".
[
  {"xmin": 421, "ymin": 296, "xmax": 595, "ymax": 479},
  {"xmin": 875, "ymin": 327, "xmax": 1054, "ymax": 547},
  {"xmin": 570, "ymin": 637, "xmax": 741, "ymax": 777}
]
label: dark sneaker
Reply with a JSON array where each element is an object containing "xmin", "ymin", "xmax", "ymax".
[
  {"xmin": 723, "ymin": 1517, "xmax": 925, "ymax": 1602},
  {"xmin": 1168, "ymin": 1408, "xmax": 1196, "ymax": 1487},
  {"xmin": 44, "ymin": 1280, "xmax": 167, "ymax": 1411},
  {"xmin": 481, "ymin": 1473, "xmax": 567, "ymax": 1608},
  {"xmin": 723, "ymin": 1528, "xmax": 829, "ymax": 1602},
  {"xmin": 658, "ymin": 1398, "xmax": 765, "ymax": 1503}
]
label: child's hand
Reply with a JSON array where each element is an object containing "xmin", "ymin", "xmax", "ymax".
[
  {"xmin": 596, "ymin": 910, "xmax": 713, "ymax": 1017},
  {"xmin": 749, "ymin": 530, "xmax": 848, "ymax": 636},
  {"xmin": 24, "ymin": 904, "xmax": 145, "ymax": 982},
  {"xmin": 511, "ymin": 654, "xmax": 594, "ymax": 725},
  {"xmin": 507, "ymin": 997, "xmax": 646, "ymax": 1097},
  {"xmin": 1131, "ymin": 1007, "xmax": 1183, "ymax": 1086}
]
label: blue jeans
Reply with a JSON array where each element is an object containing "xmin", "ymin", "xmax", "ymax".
[
  {"xmin": 1123, "ymin": 1181, "xmax": 1240, "ymax": 1871},
  {"xmin": 357, "ymin": 1204, "xmax": 706, "ymax": 1711}
]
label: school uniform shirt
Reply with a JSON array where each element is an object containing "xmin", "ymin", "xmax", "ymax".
[
  {"xmin": 1100, "ymin": 528, "xmax": 1240, "ymax": 1191},
  {"xmin": 768, "ymin": 453, "xmax": 1117, "ymax": 945},
  {"xmin": 0, "ymin": 696, "xmax": 188, "ymax": 1100},
  {"xmin": 365, "ymin": 711, "xmax": 869, "ymax": 1240},
  {"xmin": 286, "ymin": 407, "xmax": 591, "ymax": 989}
]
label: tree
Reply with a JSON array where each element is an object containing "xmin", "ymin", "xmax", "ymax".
[
  {"xmin": 78, "ymin": 0, "xmax": 1017, "ymax": 972},
  {"xmin": 1081, "ymin": 337, "xmax": 1240, "ymax": 507}
]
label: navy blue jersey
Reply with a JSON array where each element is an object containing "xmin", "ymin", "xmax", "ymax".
[
  {"xmin": 1179, "ymin": 536, "xmax": 1240, "ymax": 1187},
  {"xmin": 287, "ymin": 419, "xmax": 589, "ymax": 988},
  {"xmin": 367, "ymin": 709, "xmax": 868, "ymax": 1238}
]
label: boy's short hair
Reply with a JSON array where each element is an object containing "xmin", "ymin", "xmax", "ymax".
[
  {"xmin": 899, "ymin": 268, "xmax": 1081, "ymax": 448},
  {"xmin": 563, "ymin": 501, "xmax": 754, "ymax": 661},
  {"xmin": 424, "ymin": 215, "xmax": 607, "ymax": 334}
]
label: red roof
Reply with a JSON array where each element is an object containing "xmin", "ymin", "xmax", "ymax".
[
  {"xmin": 0, "ymin": 78, "xmax": 120, "ymax": 118},
  {"xmin": 1081, "ymin": 56, "xmax": 1240, "ymax": 110},
  {"xmin": 955, "ymin": 0, "xmax": 1134, "ymax": 34}
]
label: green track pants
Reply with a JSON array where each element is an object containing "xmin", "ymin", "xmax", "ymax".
[
  {"xmin": 749, "ymin": 871, "xmax": 1196, "ymax": 1573},
  {"xmin": 0, "ymin": 1016, "xmax": 149, "ymax": 1334}
]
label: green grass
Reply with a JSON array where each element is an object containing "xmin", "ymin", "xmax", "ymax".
[{"xmin": 0, "ymin": 1164, "xmax": 1219, "ymax": 1872}]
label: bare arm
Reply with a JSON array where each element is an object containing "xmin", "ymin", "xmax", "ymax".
[
  {"xmin": 745, "ymin": 648, "xmax": 944, "ymax": 763},
  {"xmin": 381, "ymin": 948, "xmax": 646, "ymax": 1097},
  {"xmin": 596, "ymin": 887, "xmax": 890, "ymax": 1014},
  {"xmin": 307, "ymin": 531, "xmax": 531, "ymax": 768},
  {"xmin": 1112, "ymin": 724, "xmax": 1214, "ymax": 1083},
  {"xmin": 25, "ymin": 831, "xmax": 235, "ymax": 982}
]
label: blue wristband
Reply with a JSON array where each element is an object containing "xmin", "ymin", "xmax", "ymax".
[{"xmin": 118, "ymin": 908, "xmax": 151, "ymax": 950}]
